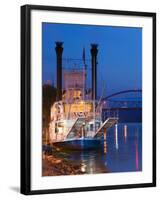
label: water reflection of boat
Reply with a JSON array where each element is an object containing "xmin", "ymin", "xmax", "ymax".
[
  {"xmin": 70, "ymin": 149, "xmax": 109, "ymax": 174},
  {"xmin": 49, "ymin": 42, "xmax": 118, "ymax": 150}
]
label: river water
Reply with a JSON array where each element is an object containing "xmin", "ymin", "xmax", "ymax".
[{"xmin": 62, "ymin": 123, "xmax": 142, "ymax": 174}]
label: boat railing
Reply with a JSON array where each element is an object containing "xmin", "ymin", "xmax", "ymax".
[{"xmin": 51, "ymin": 111, "xmax": 102, "ymax": 122}]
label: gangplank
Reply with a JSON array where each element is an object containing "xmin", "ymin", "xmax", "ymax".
[
  {"xmin": 94, "ymin": 117, "xmax": 118, "ymax": 138},
  {"xmin": 66, "ymin": 117, "xmax": 86, "ymax": 138}
]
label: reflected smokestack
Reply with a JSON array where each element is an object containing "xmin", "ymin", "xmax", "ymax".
[
  {"xmin": 90, "ymin": 44, "xmax": 98, "ymax": 100},
  {"xmin": 55, "ymin": 42, "xmax": 63, "ymax": 101}
]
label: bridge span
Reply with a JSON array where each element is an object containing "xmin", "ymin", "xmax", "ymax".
[{"xmin": 101, "ymin": 89, "xmax": 142, "ymax": 123}]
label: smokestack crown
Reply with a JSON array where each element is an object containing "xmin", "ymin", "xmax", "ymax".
[
  {"xmin": 91, "ymin": 44, "xmax": 98, "ymax": 56},
  {"xmin": 55, "ymin": 42, "xmax": 63, "ymax": 54}
]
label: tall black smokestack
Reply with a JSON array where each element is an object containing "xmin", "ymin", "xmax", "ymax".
[
  {"xmin": 90, "ymin": 44, "xmax": 98, "ymax": 100},
  {"xmin": 55, "ymin": 42, "xmax": 63, "ymax": 101}
]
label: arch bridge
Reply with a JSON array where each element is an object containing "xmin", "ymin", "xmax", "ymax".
[
  {"xmin": 101, "ymin": 89, "xmax": 142, "ymax": 122},
  {"xmin": 102, "ymin": 89, "xmax": 142, "ymax": 109}
]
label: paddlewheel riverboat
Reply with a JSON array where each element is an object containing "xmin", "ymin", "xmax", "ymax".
[{"xmin": 49, "ymin": 42, "xmax": 118, "ymax": 150}]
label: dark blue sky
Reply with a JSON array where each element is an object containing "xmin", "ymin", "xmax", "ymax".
[{"xmin": 42, "ymin": 23, "xmax": 142, "ymax": 97}]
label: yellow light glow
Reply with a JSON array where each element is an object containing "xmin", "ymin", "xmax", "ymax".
[{"xmin": 64, "ymin": 103, "xmax": 93, "ymax": 113}]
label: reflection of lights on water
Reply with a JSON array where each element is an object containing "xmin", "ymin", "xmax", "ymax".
[
  {"xmin": 80, "ymin": 154, "xmax": 95, "ymax": 174},
  {"xmin": 103, "ymin": 135, "xmax": 107, "ymax": 154},
  {"xmin": 115, "ymin": 124, "xmax": 119, "ymax": 150},
  {"xmin": 135, "ymin": 136, "xmax": 139, "ymax": 171},
  {"xmin": 104, "ymin": 142, "xmax": 107, "ymax": 154},
  {"xmin": 88, "ymin": 159, "xmax": 94, "ymax": 174},
  {"xmin": 81, "ymin": 163, "xmax": 87, "ymax": 172},
  {"xmin": 124, "ymin": 125, "xmax": 128, "ymax": 143},
  {"xmin": 89, "ymin": 167, "xmax": 93, "ymax": 174},
  {"xmin": 103, "ymin": 130, "xmax": 107, "ymax": 154}
]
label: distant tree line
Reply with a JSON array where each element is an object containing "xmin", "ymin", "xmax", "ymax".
[{"xmin": 42, "ymin": 84, "xmax": 57, "ymax": 144}]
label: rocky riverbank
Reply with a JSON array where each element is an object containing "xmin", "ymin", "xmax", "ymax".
[{"xmin": 42, "ymin": 149, "xmax": 85, "ymax": 176}]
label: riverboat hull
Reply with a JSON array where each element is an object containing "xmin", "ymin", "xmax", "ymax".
[{"xmin": 53, "ymin": 138, "xmax": 102, "ymax": 150}]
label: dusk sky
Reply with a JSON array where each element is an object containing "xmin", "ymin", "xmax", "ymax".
[{"xmin": 42, "ymin": 23, "xmax": 142, "ymax": 97}]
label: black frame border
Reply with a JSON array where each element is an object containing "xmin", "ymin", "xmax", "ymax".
[{"xmin": 21, "ymin": 4, "xmax": 156, "ymax": 195}]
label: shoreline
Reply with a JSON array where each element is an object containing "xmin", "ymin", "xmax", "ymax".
[{"xmin": 42, "ymin": 152, "xmax": 85, "ymax": 176}]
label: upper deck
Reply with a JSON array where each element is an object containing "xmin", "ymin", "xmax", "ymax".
[{"xmin": 50, "ymin": 100, "xmax": 103, "ymax": 122}]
